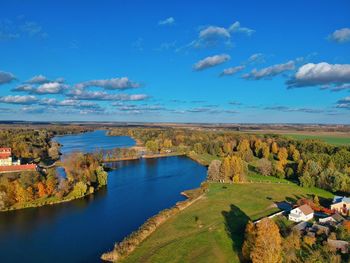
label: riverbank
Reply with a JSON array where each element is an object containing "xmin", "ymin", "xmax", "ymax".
[
  {"xmin": 103, "ymin": 152, "xmax": 185, "ymax": 163},
  {"xmin": 101, "ymin": 182, "xmax": 209, "ymax": 262},
  {"xmin": 0, "ymin": 185, "xmax": 105, "ymax": 212}
]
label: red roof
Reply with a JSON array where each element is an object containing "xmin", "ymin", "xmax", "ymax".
[
  {"xmin": 0, "ymin": 164, "xmax": 37, "ymax": 173},
  {"xmin": 0, "ymin": 153, "xmax": 11, "ymax": 159}
]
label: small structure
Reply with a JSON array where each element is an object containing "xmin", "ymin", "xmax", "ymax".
[
  {"xmin": 292, "ymin": 221, "xmax": 309, "ymax": 232},
  {"xmin": 319, "ymin": 213, "xmax": 345, "ymax": 226},
  {"xmin": 331, "ymin": 196, "xmax": 350, "ymax": 216},
  {"xmin": 289, "ymin": 204, "xmax": 314, "ymax": 222},
  {"xmin": 311, "ymin": 223, "xmax": 330, "ymax": 235},
  {"xmin": 0, "ymin": 148, "xmax": 20, "ymax": 166},
  {"xmin": 327, "ymin": 239, "xmax": 349, "ymax": 254}
]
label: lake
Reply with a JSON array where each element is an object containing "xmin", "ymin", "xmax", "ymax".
[{"xmin": 0, "ymin": 130, "xmax": 207, "ymax": 262}]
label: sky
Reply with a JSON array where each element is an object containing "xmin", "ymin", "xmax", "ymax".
[{"xmin": 0, "ymin": 0, "xmax": 350, "ymax": 124}]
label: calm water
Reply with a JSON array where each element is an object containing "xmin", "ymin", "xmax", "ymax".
[
  {"xmin": 0, "ymin": 131, "xmax": 206, "ymax": 263},
  {"xmin": 54, "ymin": 130, "xmax": 136, "ymax": 155}
]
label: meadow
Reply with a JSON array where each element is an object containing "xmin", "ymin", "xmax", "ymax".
[{"xmin": 120, "ymin": 181, "xmax": 333, "ymax": 263}]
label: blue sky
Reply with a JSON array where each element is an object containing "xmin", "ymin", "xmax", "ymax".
[{"xmin": 0, "ymin": 0, "xmax": 350, "ymax": 123}]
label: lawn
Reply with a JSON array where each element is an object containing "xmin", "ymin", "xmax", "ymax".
[
  {"xmin": 120, "ymin": 183, "xmax": 333, "ymax": 263},
  {"xmin": 284, "ymin": 133, "xmax": 350, "ymax": 146}
]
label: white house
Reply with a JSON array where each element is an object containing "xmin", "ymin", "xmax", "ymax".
[{"xmin": 289, "ymin": 204, "xmax": 314, "ymax": 222}]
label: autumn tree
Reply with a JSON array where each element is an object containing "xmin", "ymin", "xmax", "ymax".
[
  {"xmin": 261, "ymin": 143, "xmax": 270, "ymax": 159},
  {"xmin": 230, "ymin": 155, "xmax": 246, "ymax": 182},
  {"xmin": 37, "ymin": 181, "xmax": 47, "ymax": 198},
  {"xmin": 250, "ymin": 218, "xmax": 282, "ymax": 263},
  {"xmin": 207, "ymin": 160, "xmax": 222, "ymax": 182},
  {"xmin": 219, "ymin": 157, "xmax": 231, "ymax": 181},
  {"xmin": 237, "ymin": 139, "xmax": 254, "ymax": 162},
  {"xmin": 271, "ymin": 141, "xmax": 279, "ymax": 155},
  {"xmin": 256, "ymin": 158, "xmax": 273, "ymax": 176},
  {"xmin": 242, "ymin": 221, "xmax": 255, "ymax": 261}
]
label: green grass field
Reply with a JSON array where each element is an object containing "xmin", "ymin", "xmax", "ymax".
[
  {"xmin": 120, "ymin": 183, "xmax": 333, "ymax": 263},
  {"xmin": 284, "ymin": 134, "xmax": 350, "ymax": 146}
]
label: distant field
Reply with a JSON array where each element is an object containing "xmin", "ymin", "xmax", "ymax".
[
  {"xmin": 284, "ymin": 134, "xmax": 350, "ymax": 146},
  {"xmin": 120, "ymin": 182, "xmax": 333, "ymax": 263}
]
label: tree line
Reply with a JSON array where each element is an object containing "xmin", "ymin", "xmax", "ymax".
[{"xmin": 109, "ymin": 127, "xmax": 350, "ymax": 193}]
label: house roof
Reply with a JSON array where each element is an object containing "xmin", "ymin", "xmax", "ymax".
[
  {"xmin": 298, "ymin": 204, "xmax": 313, "ymax": 215},
  {"xmin": 0, "ymin": 153, "xmax": 11, "ymax": 159},
  {"xmin": 332, "ymin": 213, "xmax": 345, "ymax": 222},
  {"xmin": 333, "ymin": 196, "xmax": 350, "ymax": 204}
]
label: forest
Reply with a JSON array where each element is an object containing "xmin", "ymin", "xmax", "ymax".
[{"xmin": 109, "ymin": 127, "xmax": 350, "ymax": 194}]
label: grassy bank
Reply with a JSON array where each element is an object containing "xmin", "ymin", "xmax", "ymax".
[{"xmin": 119, "ymin": 182, "xmax": 333, "ymax": 263}]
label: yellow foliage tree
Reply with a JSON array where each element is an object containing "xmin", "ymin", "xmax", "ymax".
[{"xmin": 250, "ymin": 218, "xmax": 282, "ymax": 263}]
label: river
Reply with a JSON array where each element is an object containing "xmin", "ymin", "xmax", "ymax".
[{"xmin": 0, "ymin": 130, "xmax": 207, "ymax": 262}]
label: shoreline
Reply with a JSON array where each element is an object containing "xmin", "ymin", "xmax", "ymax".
[
  {"xmin": 101, "ymin": 182, "xmax": 209, "ymax": 262},
  {"xmin": 0, "ymin": 186, "xmax": 104, "ymax": 213}
]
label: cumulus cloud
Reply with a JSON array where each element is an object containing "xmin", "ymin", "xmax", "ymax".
[
  {"xmin": 35, "ymin": 82, "xmax": 68, "ymax": 94},
  {"xmin": 287, "ymin": 62, "xmax": 350, "ymax": 88},
  {"xmin": 193, "ymin": 54, "xmax": 230, "ymax": 71},
  {"xmin": 25, "ymin": 74, "xmax": 64, "ymax": 84},
  {"xmin": 245, "ymin": 53, "xmax": 266, "ymax": 65},
  {"xmin": 75, "ymin": 77, "xmax": 141, "ymax": 90},
  {"xmin": 328, "ymin": 28, "xmax": 350, "ymax": 43},
  {"xmin": 0, "ymin": 71, "xmax": 16, "ymax": 85},
  {"xmin": 220, "ymin": 65, "xmax": 245, "ymax": 76},
  {"xmin": 185, "ymin": 21, "xmax": 254, "ymax": 49},
  {"xmin": 243, "ymin": 60, "xmax": 295, "ymax": 80},
  {"xmin": 158, "ymin": 17, "xmax": 175, "ymax": 26},
  {"xmin": 12, "ymin": 82, "xmax": 68, "ymax": 94},
  {"xmin": 69, "ymin": 89, "xmax": 148, "ymax": 101},
  {"xmin": 228, "ymin": 21, "xmax": 255, "ymax": 36},
  {"xmin": 0, "ymin": 95, "xmax": 37, "ymax": 104}
]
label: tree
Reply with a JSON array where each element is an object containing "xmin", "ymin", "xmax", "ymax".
[
  {"xmin": 237, "ymin": 139, "xmax": 254, "ymax": 162},
  {"xmin": 256, "ymin": 158, "xmax": 273, "ymax": 176},
  {"xmin": 247, "ymin": 218, "xmax": 282, "ymax": 263},
  {"xmin": 207, "ymin": 160, "xmax": 222, "ymax": 182},
  {"xmin": 163, "ymin": 139, "xmax": 172, "ymax": 149},
  {"xmin": 193, "ymin": 143, "xmax": 204, "ymax": 154},
  {"xmin": 219, "ymin": 157, "xmax": 231, "ymax": 181},
  {"xmin": 261, "ymin": 143, "xmax": 270, "ymax": 159},
  {"xmin": 70, "ymin": 181, "xmax": 87, "ymax": 198},
  {"xmin": 145, "ymin": 140, "xmax": 159, "ymax": 153},
  {"xmin": 230, "ymin": 155, "xmax": 247, "ymax": 182},
  {"xmin": 96, "ymin": 166, "xmax": 108, "ymax": 186},
  {"xmin": 313, "ymin": 195, "xmax": 320, "ymax": 208},
  {"xmin": 271, "ymin": 142, "xmax": 279, "ymax": 155},
  {"xmin": 291, "ymin": 149, "xmax": 300, "ymax": 162},
  {"xmin": 242, "ymin": 221, "xmax": 255, "ymax": 261},
  {"xmin": 277, "ymin": 147, "xmax": 288, "ymax": 162},
  {"xmin": 299, "ymin": 172, "xmax": 315, "ymax": 188},
  {"xmin": 37, "ymin": 181, "xmax": 47, "ymax": 198}
]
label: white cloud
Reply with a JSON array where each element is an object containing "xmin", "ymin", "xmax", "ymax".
[
  {"xmin": 336, "ymin": 96, "xmax": 350, "ymax": 109},
  {"xmin": 199, "ymin": 26, "xmax": 230, "ymax": 39},
  {"xmin": 26, "ymin": 74, "xmax": 49, "ymax": 84},
  {"xmin": 0, "ymin": 95, "xmax": 37, "ymax": 104},
  {"xmin": 75, "ymin": 77, "xmax": 140, "ymax": 90},
  {"xmin": 228, "ymin": 21, "xmax": 255, "ymax": 36},
  {"xmin": 287, "ymin": 62, "xmax": 350, "ymax": 88},
  {"xmin": 69, "ymin": 89, "xmax": 148, "ymax": 101},
  {"xmin": 220, "ymin": 65, "xmax": 245, "ymax": 76},
  {"xmin": 243, "ymin": 60, "xmax": 295, "ymax": 80},
  {"xmin": 185, "ymin": 20, "xmax": 255, "ymax": 49},
  {"xmin": 158, "ymin": 17, "xmax": 175, "ymax": 26},
  {"xmin": 36, "ymin": 82, "xmax": 68, "ymax": 94},
  {"xmin": 193, "ymin": 54, "xmax": 230, "ymax": 71},
  {"xmin": 328, "ymin": 28, "xmax": 350, "ymax": 43},
  {"xmin": 0, "ymin": 71, "xmax": 16, "ymax": 85}
]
